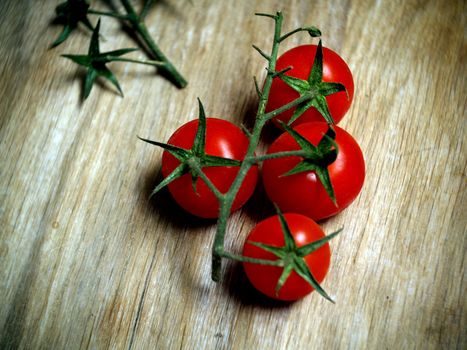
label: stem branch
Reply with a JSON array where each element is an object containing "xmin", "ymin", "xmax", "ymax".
[
  {"xmin": 221, "ymin": 252, "xmax": 284, "ymax": 266},
  {"xmin": 262, "ymin": 93, "xmax": 313, "ymax": 121},
  {"xmin": 110, "ymin": 57, "xmax": 165, "ymax": 67},
  {"xmin": 120, "ymin": 0, "xmax": 187, "ymax": 88},
  {"xmin": 252, "ymin": 150, "xmax": 308, "ymax": 162}
]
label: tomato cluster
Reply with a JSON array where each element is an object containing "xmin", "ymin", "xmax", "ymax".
[{"xmin": 143, "ymin": 41, "xmax": 364, "ymax": 302}]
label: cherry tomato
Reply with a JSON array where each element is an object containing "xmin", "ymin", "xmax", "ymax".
[
  {"xmin": 242, "ymin": 213, "xmax": 331, "ymax": 301},
  {"xmin": 162, "ymin": 118, "xmax": 258, "ymax": 218},
  {"xmin": 266, "ymin": 45, "xmax": 354, "ymax": 127},
  {"xmin": 262, "ymin": 122, "xmax": 365, "ymax": 221}
]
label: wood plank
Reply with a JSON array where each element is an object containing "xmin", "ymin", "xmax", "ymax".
[{"xmin": 0, "ymin": 0, "xmax": 465, "ymax": 349}]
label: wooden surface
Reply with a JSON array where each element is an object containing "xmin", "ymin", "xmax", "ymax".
[{"xmin": 1, "ymin": 0, "xmax": 465, "ymax": 349}]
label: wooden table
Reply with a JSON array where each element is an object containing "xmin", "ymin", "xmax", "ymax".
[{"xmin": 1, "ymin": 0, "xmax": 465, "ymax": 349}]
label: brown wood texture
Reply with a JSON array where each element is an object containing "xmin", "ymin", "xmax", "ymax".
[{"xmin": 1, "ymin": 0, "xmax": 465, "ymax": 349}]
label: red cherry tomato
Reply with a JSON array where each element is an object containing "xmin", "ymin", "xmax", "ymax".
[
  {"xmin": 266, "ymin": 45, "xmax": 354, "ymax": 127},
  {"xmin": 162, "ymin": 118, "xmax": 258, "ymax": 218},
  {"xmin": 242, "ymin": 213, "xmax": 331, "ymax": 301},
  {"xmin": 262, "ymin": 122, "xmax": 365, "ymax": 221}
]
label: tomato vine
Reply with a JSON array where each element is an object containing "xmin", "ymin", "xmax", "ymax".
[
  {"xmin": 210, "ymin": 12, "xmax": 334, "ymax": 283},
  {"xmin": 141, "ymin": 11, "xmax": 359, "ymax": 301}
]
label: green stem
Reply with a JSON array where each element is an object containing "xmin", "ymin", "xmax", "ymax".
[
  {"xmin": 120, "ymin": 0, "xmax": 187, "ymax": 88},
  {"xmin": 278, "ymin": 26, "xmax": 321, "ymax": 42},
  {"xmin": 262, "ymin": 93, "xmax": 314, "ymax": 121},
  {"xmin": 221, "ymin": 252, "xmax": 284, "ymax": 266},
  {"xmin": 203, "ymin": 12, "xmax": 322, "ymax": 283},
  {"xmin": 88, "ymin": 9, "xmax": 130, "ymax": 20},
  {"xmin": 110, "ymin": 57, "xmax": 165, "ymax": 67},
  {"xmin": 211, "ymin": 12, "xmax": 285, "ymax": 282},
  {"xmin": 252, "ymin": 150, "xmax": 308, "ymax": 162}
]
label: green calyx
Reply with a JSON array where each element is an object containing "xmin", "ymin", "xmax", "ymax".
[
  {"xmin": 139, "ymin": 99, "xmax": 241, "ymax": 197},
  {"xmin": 247, "ymin": 207, "xmax": 342, "ymax": 302},
  {"xmin": 51, "ymin": 0, "xmax": 93, "ymax": 47},
  {"xmin": 52, "ymin": 0, "xmax": 187, "ymax": 89},
  {"xmin": 278, "ymin": 121, "xmax": 339, "ymax": 205},
  {"xmin": 280, "ymin": 40, "xmax": 347, "ymax": 125},
  {"xmin": 62, "ymin": 19, "xmax": 163, "ymax": 99}
]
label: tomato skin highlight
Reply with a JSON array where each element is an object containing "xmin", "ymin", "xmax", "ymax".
[
  {"xmin": 242, "ymin": 213, "xmax": 331, "ymax": 301},
  {"xmin": 266, "ymin": 45, "xmax": 354, "ymax": 127},
  {"xmin": 262, "ymin": 122, "xmax": 365, "ymax": 221},
  {"xmin": 162, "ymin": 118, "xmax": 258, "ymax": 218}
]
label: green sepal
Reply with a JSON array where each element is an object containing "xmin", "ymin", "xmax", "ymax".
[
  {"xmin": 308, "ymin": 40, "xmax": 324, "ymax": 85},
  {"xmin": 319, "ymin": 82, "xmax": 347, "ymax": 99},
  {"xmin": 283, "ymin": 161, "xmax": 319, "ymax": 177},
  {"xmin": 51, "ymin": 0, "xmax": 93, "ymax": 48},
  {"xmin": 150, "ymin": 163, "xmax": 188, "ymax": 197},
  {"xmin": 275, "ymin": 264, "xmax": 294, "ymax": 295},
  {"xmin": 293, "ymin": 256, "xmax": 334, "ymax": 303},
  {"xmin": 138, "ymin": 137, "xmax": 191, "ymax": 162},
  {"xmin": 95, "ymin": 65, "xmax": 123, "ymax": 96},
  {"xmin": 247, "ymin": 241, "xmax": 287, "ymax": 259},
  {"xmin": 61, "ymin": 19, "xmax": 144, "ymax": 99},
  {"xmin": 275, "ymin": 207, "xmax": 335, "ymax": 301},
  {"xmin": 84, "ymin": 68, "xmax": 98, "ymax": 98},
  {"xmin": 280, "ymin": 75, "xmax": 310, "ymax": 92},
  {"xmin": 313, "ymin": 166, "xmax": 336, "ymax": 204},
  {"xmin": 309, "ymin": 95, "xmax": 333, "ymax": 125},
  {"xmin": 288, "ymin": 99, "xmax": 314, "ymax": 126},
  {"xmin": 297, "ymin": 228, "xmax": 343, "ymax": 257},
  {"xmin": 276, "ymin": 205, "xmax": 296, "ymax": 251},
  {"xmin": 244, "ymin": 207, "xmax": 339, "ymax": 301},
  {"xmin": 279, "ymin": 121, "xmax": 318, "ymax": 155},
  {"xmin": 95, "ymin": 48, "xmax": 139, "ymax": 62},
  {"xmin": 52, "ymin": 25, "xmax": 73, "ymax": 48},
  {"xmin": 139, "ymin": 100, "xmax": 244, "ymax": 197},
  {"xmin": 89, "ymin": 19, "xmax": 101, "ymax": 55},
  {"xmin": 278, "ymin": 39, "xmax": 349, "ymax": 125},
  {"xmin": 202, "ymin": 155, "xmax": 241, "ymax": 167},
  {"xmin": 191, "ymin": 172, "xmax": 200, "ymax": 194},
  {"xmin": 61, "ymin": 54, "xmax": 91, "ymax": 66},
  {"xmin": 278, "ymin": 121, "xmax": 338, "ymax": 205},
  {"xmin": 192, "ymin": 98, "xmax": 207, "ymax": 157}
]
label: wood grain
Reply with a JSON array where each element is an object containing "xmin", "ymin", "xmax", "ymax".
[{"xmin": 1, "ymin": 0, "xmax": 465, "ymax": 349}]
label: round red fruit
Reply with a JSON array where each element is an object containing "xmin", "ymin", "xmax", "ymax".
[
  {"xmin": 243, "ymin": 213, "xmax": 331, "ymax": 301},
  {"xmin": 266, "ymin": 44, "xmax": 354, "ymax": 127},
  {"xmin": 162, "ymin": 118, "xmax": 258, "ymax": 218},
  {"xmin": 262, "ymin": 122, "xmax": 365, "ymax": 221}
]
